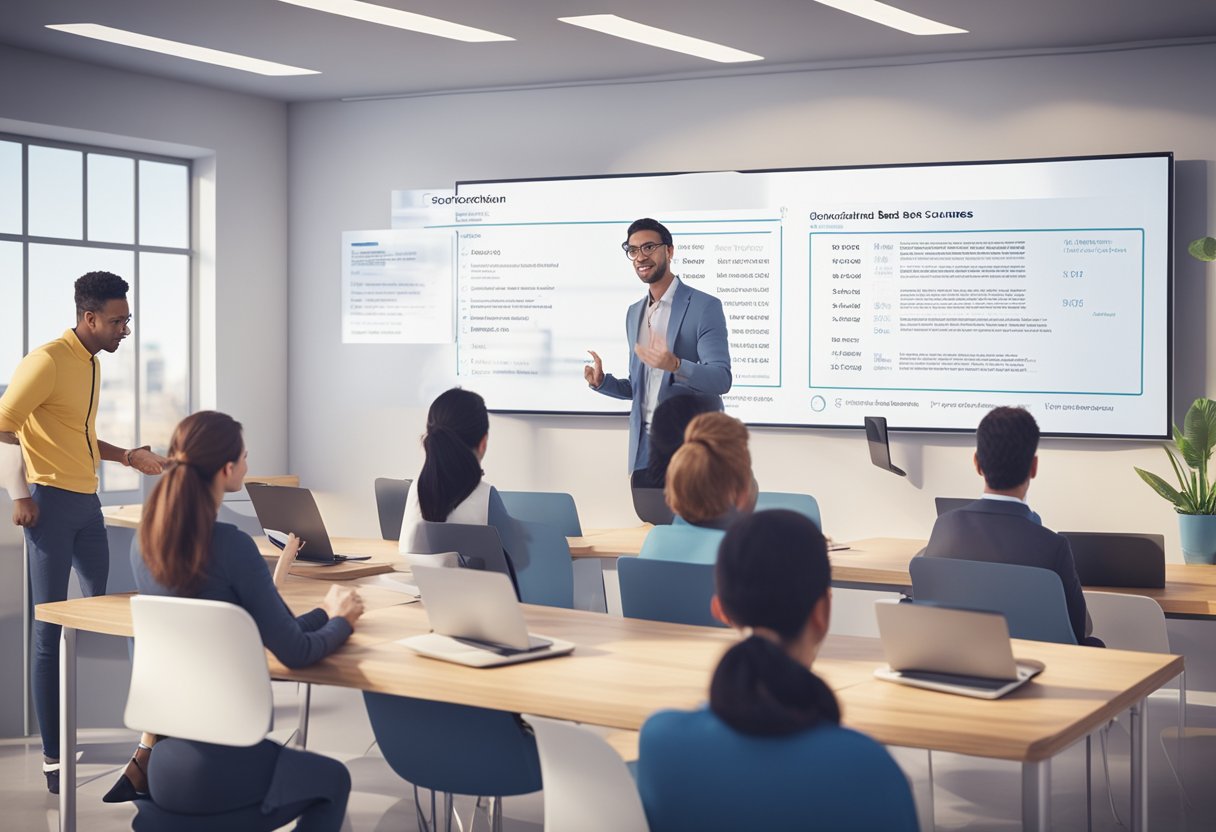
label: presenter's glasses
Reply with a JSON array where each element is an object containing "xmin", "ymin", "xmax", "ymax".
[{"xmin": 622, "ymin": 241, "xmax": 667, "ymax": 260}]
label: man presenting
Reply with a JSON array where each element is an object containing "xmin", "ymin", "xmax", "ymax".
[
  {"xmin": 921, "ymin": 406, "xmax": 1099, "ymax": 646},
  {"xmin": 585, "ymin": 218, "xmax": 732, "ymax": 472},
  {"xmin": 0, "ymin": 271, "xmax": 168, "ymax": 793}
]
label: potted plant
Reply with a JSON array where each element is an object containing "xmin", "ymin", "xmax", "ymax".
[
  {"xmin": 1135, "ymin": 397, "xmax": 1216, "ymax": 563},
  {"xmin": 1189, "ymin": 236, "xmax": 1216, "ymax": 262}
]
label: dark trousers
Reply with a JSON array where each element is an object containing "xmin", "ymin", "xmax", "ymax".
[{"xmin": 25, "ymin": 484, "xmax": 108, "ymax": 759}]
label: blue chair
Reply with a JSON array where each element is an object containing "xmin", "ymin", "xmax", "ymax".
[
  {"xmin": 618, "ymin": 557, "xmax": 724, "ymax": 628},
  {"xmin": 631, "ymin": 487, "xmax": 675, "ymax": 525},
  {"xmin": 498, "ymin": 490, "xmax": 583, "ymax": 536},
  {"xmin": 364, "ymin": 693, "xmax": 541, "ymax": 832},
  {"xmin": 909, "ymin": 557, "xmax": 1077, "ymax": 644},
  {"xmin": 493, "ymin": 518, "xmax": 575, "ymax": 608},
  {"xmin": 637, "ymin": 523, "xmax": 725, "ymax": 565},
  {"xmin": 754, "ymin": 492, "xmax": 822, "ymax": 530},
  {"xmin": 374, "ymin": 477, "xmax": 412, "ymax": 541}
]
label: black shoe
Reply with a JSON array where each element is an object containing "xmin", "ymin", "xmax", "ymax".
[
  {"xmin": 42, "ymin": 759, "xmax": 59, "ymax": 795},
  {"xmin": 102, "ymin": 756, "xmax": 148, "ymax": 804}
]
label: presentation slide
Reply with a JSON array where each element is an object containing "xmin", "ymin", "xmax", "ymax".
[{"xmin": 381, "ymin": 154, "xmax": 1171, "ymax": 438}]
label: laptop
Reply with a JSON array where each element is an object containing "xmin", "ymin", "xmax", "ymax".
[
  {"xmin": 873, "ymin": 601, "xmax": 1045, "ymax": 699},
  {"xmin": 245, "ymin": 483, "xmax": 372, "ymax": 563},
  {"xmin": 400, "ymin": 565, "xmax": 574, "ymax": 667}
]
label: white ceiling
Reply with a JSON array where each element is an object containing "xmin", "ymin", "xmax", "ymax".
[{"xmin": 2, "ymin": 0, "xmax": 1215, "ymax": 102}]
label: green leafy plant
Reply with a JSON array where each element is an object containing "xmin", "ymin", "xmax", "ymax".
[
  {"xmin": 1136, "ymin": 398, "xmax": 1216, "ymax": 514},
  {"xmin": 1190, "ymin": 236, "xmax": 1216, "ymax": 262}
]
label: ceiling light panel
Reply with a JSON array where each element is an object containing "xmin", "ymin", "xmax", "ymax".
[
  {"xmin": 813, "ymin": 0, "xmax": 967, "ymax": 36},
  {"xmin": 558, "ymin": 15, "xmax": 763, "ymax": 63},
  {"xmin": 46, "ymin": 23, "xmax": 320, "ymax": 75},
  {"xmin": 276, "ymin": 0, "xmax": 513, "ymax": 42}
]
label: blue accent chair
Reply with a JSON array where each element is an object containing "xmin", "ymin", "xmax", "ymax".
[
  {"xmin": 618, "ymin": 557, "xmax": 724, "ymax": 628},
  {"xmin": 754, "ymin": 492, "xmax": 822, "ymax": 530},
  {"xmin": 498, "ymin": 490, "xmax": 583, "ymax": 536},
  {"xmin": 637, "ymin": 523, "xmax": 725, "ymax": 565},
  {"xmin": 494, "ymin": 517, "xmax": 576, "ymax": 609}
]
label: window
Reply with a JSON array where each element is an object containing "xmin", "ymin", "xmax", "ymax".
[{"xmin": 0, "ymin": 135, "xmax": 192, "ymax": 497}]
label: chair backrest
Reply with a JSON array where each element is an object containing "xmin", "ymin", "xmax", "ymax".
[
  {"xmin": 934, "ymin": 496, "xmax": 973, "ymax": 516},
  {"xmin": 410, "ymin": 521, "xmax": 520, "ymax": 596},
  {"xmin": 754, "ymin": 492, "xmax": 822, "ymax": 530},
  {"xmin": 364, "ymin": 692, "xmax": 541, "ymax": 797},
  {"xmin": 498, "ymin": 491, "xmax": 583, "ymax": 536},
  {"xmin": 637, "ymin": 523, "xmax": 725, "ymax": 565},
  {"xmin": 1060, "ymin": 531, "xmax": 1166, "ymax": 588},
  {"xmin": 125, "ymin": 595, "xmax": 272, "ymax": 746},
  {"xmin": 527, "ymin": 716, "xmax": 648, "ymax": 832},
  {"xmin": 618, "ymin": 557, "xmax": 724, "ymax": 628},
  {"xmin": 494, "ymin": 518, "xmax": 575, "ymax": 608},
  {"xmin": 374, "ymin": 477, "xmax": 412, "ymax": 541},
  {"xmin": 631, "ymin": 487, "xmax": 675, "ymax": 525},
  {"xmin": 1082, "ymin": 591, "xmax": 1170, "ymax": 653},
  {"xmin": 909, "ymin": 557, "xmax": 1077, "ymax": 644}
]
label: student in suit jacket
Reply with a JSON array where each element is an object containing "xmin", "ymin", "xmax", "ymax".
[
  {"xmin": 637, "ymin": 510, "xmax": 918, "ymax": 831},
  {"xmin": 584, "ymin": 218, "xmax": 732, "ymax": 472},
  {"xmin": 922, "ymin": 406, "xmax": 1099, "ymax": 646}
]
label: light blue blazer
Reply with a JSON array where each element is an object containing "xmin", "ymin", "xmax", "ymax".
[{"xmin": 596, "ymin": 280, "xmax": 732, "ymax": 471}]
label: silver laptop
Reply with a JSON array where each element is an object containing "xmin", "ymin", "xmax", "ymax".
[
  {"xmin": 400, "ymin": 565, "xmax": 574, "ymax": 667},
  {"xmin": 873, "ymin": 601, "xmax": 1045, "ymax": 699}
]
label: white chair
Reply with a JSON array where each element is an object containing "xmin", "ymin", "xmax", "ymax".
[
  {"xmin": 126, "ymin": 595, "xmax": 272, "ymax": 744},
  {"xmin": 526, "ymin": 716, "xmax": 649, "ymax": 832},
  {"xmin": 1083, "ymin": 591, "xmax": 1186, "ymax": 808}
]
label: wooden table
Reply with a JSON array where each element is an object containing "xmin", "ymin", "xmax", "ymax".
[
  {"xmin": 38, "ymin": 582, "xmax": 1181, "ymax": 832},
  {"xmin": 569, "ymin": 527, "xmax": 1216, "ymax": 619}
]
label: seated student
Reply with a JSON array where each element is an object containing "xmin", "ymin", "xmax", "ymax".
[
  {"xmin": 664, "ymin": 412, "xmax": 757, "ymax": 531},
  {"xmin": 398, "ymin": 387, "xmax": 512, "ymax": 552},
  {"xmin": 118, "ymin": 411, "xmax": 361, "ymax": 831},
  {"xmin": 922, "ymin": 406, "xmax": 1099, "ymax": 646},
  {"xmin": 637, "ymin": 510, "xmax": 919, "ymax": 831},
  {"xmin": 630, "ymin": 393, "xmax": 719, "ymax": 489}
]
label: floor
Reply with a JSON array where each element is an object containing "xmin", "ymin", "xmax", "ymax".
[{"xmin": 2, "ymin": 683, "xmax": 1215, "ymax": 832}]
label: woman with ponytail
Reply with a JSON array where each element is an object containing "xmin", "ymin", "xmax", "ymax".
[
  {"xmin": 664, "ymin": 411, "xmax": 757, "ymax": 530},
  {"xmin": 107, "ymin": 412, "xmax": 360, "ymax": 831},
  {"xmin": 399, "ymin": 388, "xmax": 506, "ymax": 551},
  {"xmin": 637, "ymin": 510, "xmax": 918, "ymax": 831}
]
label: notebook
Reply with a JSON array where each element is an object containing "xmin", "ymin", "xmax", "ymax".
[
  {"xmin": 873, "ymin": 601, "xmax": 1045, "ymax": 699},
  {"xmin": 400, "ymin": 565, "xmax": 574, "ymax": 668},
  {"xmin": 246, "ymin": 483, "xmax": 372, "ymax": 563}
]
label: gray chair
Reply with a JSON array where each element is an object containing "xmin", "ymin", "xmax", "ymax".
[
  {"xmin": 409, "ymin": 521, "xmax": 519, "ymax": 597},
  {"xmin": 631, "ymin": 487, "xmax": 675, "ymax": 525},
  {"xmin": 933, "ymin": 496, "xmax": 972, "ymax": 516},
  {"xmin": 618, "ymin": 557, "xmax": 724, "ymax": 628},
  {"xmin": 1061, "ymin": 531, "xmax": 1166, "ymax": 588},
  {"xmin": 374, "ymin": 477, "xmax": 412, "ymax": 541}
]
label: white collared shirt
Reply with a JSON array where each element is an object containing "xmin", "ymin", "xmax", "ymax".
[
  {"xmin": 980, "ymin": 492, "xmax": 1028, "ymax": 506},
  {"xmin": 638, "ymin": 277, "xmax": 680, "ymax": 430}
]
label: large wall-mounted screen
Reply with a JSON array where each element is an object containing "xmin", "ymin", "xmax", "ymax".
[{"xmin": 416, "ymin": 153, "xmax": 1171, "ymax": 437}]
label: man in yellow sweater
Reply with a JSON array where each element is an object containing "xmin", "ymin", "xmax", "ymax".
[{"xmin": 0, "ymin": 271, "xmax": 167, "ymax": 794}]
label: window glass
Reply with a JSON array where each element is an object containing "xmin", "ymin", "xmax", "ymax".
[
  {"xmin": 0, "ymin": 141, "xmax": 20, "ymax": 234},
  {"xmin": 87, "ymin": 154, "xmax": 135, "ymax": 244},
  {"xmin": 138, "ymin": 160, "xmax": 188, "ymax": 248},
  {"xmin": 138, "ymin": 252, "xmax": 190, "ymax": 453},
  {"xmin": 0, "ymin": 242, "xmax": 22, "ymax": 391},
  {"xmin": 28, "ymin": 146, "xmax": 82, "ymax": 240}
]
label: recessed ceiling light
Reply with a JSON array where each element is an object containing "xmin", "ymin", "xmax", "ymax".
[
  {"xmin": 812, "ymin": 0, "xmax": 967, "ymax": 36},
  {"xmin": 558, "ymin": 15, "xmax": 762, "ymax": 63},
  {"xmin": 46, "ymin": 23, "xmax": 320, "ymax": 75},
  {"xmin": 276, "ymin": 0, "xmax": 513, "ymax": 43}
]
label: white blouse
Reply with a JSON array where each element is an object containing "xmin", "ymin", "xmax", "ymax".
[{"xmin": 398, "ymin": 477, "xmax": 493, "ymax": 553}]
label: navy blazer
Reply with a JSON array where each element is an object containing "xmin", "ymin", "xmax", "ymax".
[
  {"xmin": 922, "ymin": 498, "xmax": 1089, "ymax": 644},
  {"xmin": 596, "ymin": 279, "xmax": 732, "ymax": 471}
]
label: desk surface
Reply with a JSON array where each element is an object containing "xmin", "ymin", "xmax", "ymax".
[{"xmin": 36, "ymin": 585, "xmax": 1181, "ymax": 764}]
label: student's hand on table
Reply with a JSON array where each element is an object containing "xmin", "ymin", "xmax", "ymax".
[
  {"xmin": 11, "ymin": 497, "xmax": 37, "ymax": 528},
  {"xmin": 129, "ymin": 448, "xmax": 168, "ymax": 475},
  {"xmin": 584, "ymin": 350, "xmax": 604, "ymax": 388},
  {"xmin": 323, "ymin": 584, "xmax": 364, "ymax": 626},
  {"xmin": 272, "ymin": 533, "xmax": 304, "ymax": 588}
]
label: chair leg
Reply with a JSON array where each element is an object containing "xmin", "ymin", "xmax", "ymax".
[
  {"xmin": 492, "ymin": 796, "xmax": 503, "ymax": 832},
  {"xmin": 413, "ymin": 784, "xmax": 433, "ymax": 832},
  {"xmin": 445, "ymin": 791, "xmax": 455, "ymax": 832},
  {"xmin": 1086, "ymin": 734, "xmax": 1092, "ymax": 832},
  {"xmin": 295, "ymin": 682, "xmax": 312, "ymax": 749}
]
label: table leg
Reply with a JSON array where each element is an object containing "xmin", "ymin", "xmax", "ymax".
[
  {"xmin": 601, "ymin": 559, "xmax": 622, "ymax": 617},
  {"xmin": 1130, "ymin": 698, "xmax": 1147, "ymax": 832},
  {"xmin": 59, "ymin": 626, "xmax": 77, "ymax": 832},
  {"xmin": 1022, "ymin": 758, "xmax": 1050, "ymax": 832}
]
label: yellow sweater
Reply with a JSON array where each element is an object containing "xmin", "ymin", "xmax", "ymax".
[{"xmin": 0, "ymin": 329, "xmax": 101, "ymax": 494}]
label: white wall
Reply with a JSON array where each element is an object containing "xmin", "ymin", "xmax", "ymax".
[
  {"xmin": 288, "ymin": 42, "xmax": 1216, "ymax": 556},
  {"xmin": 0, "ymin": 44, "xmax": 289, "ymax": 471}
]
